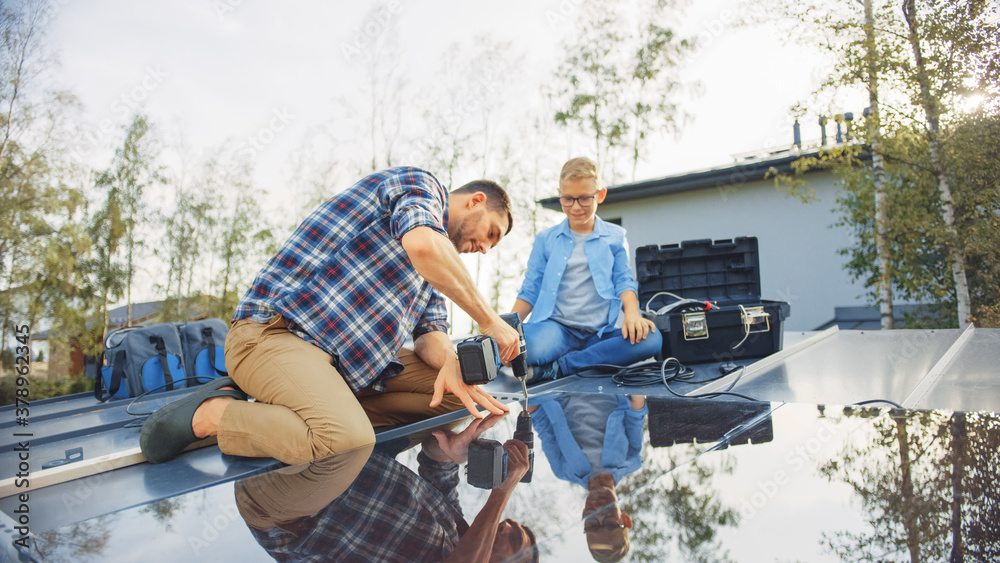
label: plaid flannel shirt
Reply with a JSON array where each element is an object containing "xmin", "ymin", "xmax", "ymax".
[
  {"xmin": 232, "ymin": 167, "xmax": 450, "ymax": 392},
  {"xmin": 249, "ymin": 451, "xmax": 465, "ymax": 562}
]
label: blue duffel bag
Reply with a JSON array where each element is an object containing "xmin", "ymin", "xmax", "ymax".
[{"xmin": 95, "ymin": 319, "xmax": 230, "ymax": 401}]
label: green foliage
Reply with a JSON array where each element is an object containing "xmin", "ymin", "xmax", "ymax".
[
  {"xmin": 552, "ymin": 2, "xmax": 627, "ymax": 173},
  {"xmin": 213, "ymin": 165, "xmax": 274, "ymax": 321},
  {"xmin": 943, "ymin": 115, "xmax": 1000, "ymax": 326},
  {"xmin": 92, "ymin": 114, "xmax": 161, "ymax": 328},
  {"xmin": 0, "ymin": 0, "xmax": 93, "ymax": 367},
  {"xmin": 553, "ymin": 0, "xmax": 695, "ymax": 182},
  {"xmin": 156, "ymin": 157, "xmax": 221, "ymax": 322},
  {"xmin": 0, "ymin": 374, "xmax": 92, "ymax": 406},
  {"xmin": 765, "ymin": 0, "xmax": 999, "ymax": 328},
  {"xmin": 830, "ymin": 116, "xmax": 1000, "ymax": 328},
  {"xmin": 622, "ymin": 446, "xmax": 738, "ymax": 562}
]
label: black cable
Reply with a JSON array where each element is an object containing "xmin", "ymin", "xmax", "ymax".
[
  {"xmin": 852, "ymin": 399, "xmax": 905, "ymax": 409},
  {"xmin": 578, "ymin": 360, "xmax": 906, "ymax": 408},
  {"xmin": 575, "ymin": 360, "xmax": 694, "ymax": 387},
  {"xmin": 658, "ymin": 358, "xmax": 761, "ymax": 402},
  {"xmin": 575, "ymin": 358, "xmax": 763, "ymax": 402},
  {"xmin": 124, "ymin": 376, "xmax": 223, "ymax": 418}
]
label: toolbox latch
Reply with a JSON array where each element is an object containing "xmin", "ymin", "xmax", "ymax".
[
  {"xmin": 682, "ymin": 312, "xmax": 709, "ymax": 341},
  {"xmin": 741, "ymin": 306, "xmax": 771, "ymax": 334}
]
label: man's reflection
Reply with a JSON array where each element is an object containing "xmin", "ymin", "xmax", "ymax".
[
  {"xmin": 529, "ymin": 393, "xmax": 647, "ymax": 562},
  {"xmin": 234, "ymin": 415, "xmax": 536, "ymax": 562}
]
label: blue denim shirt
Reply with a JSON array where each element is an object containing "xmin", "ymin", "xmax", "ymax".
[
  {"xmin": 517, "ymin": 217, "xmax": 638, "ymax": 336},
  {"xmin": 530, "ymin": 395, "xmax": 647, "ymax": 488}
]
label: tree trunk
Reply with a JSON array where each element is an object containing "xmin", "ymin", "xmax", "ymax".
[
  {"xmin": 895, "ymin": 414, "xmax": 922, "ymax": 563},
  {"xmin": 950, "ymin": 412, "xmax": 966, "ymax": 562},
  {"xmin": 865, "ymin": 0, "xmax": 894, "ymax": 329},
  {"xmin": 902, "ymin": 0, "xmax": 973, "ymax": 329},
  {"xmin": 102, "ymin": 292, "xmax": 110, "ymax": 344},
  {"xmin": 126, "ymin": 238, "xmax": 134, "ymax": 328}
]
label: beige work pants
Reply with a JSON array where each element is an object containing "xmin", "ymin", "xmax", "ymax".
[{"xmin": 219, "ymin": 315, "xmax": 463, "ymax": 465}]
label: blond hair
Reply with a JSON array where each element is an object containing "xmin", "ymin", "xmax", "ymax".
[{"xmin": 559, "ymin": 157, "xmax": 601, "ymax": 191}]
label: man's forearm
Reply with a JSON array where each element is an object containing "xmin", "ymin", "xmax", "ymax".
[
  {"xmin": 414, "ymin": 330, "xmax": 456, "ymax": 371},
  {"xmin": 403, "ymin": 227, "xmax": 498, "ymax": 325},
  {"xmin": 445, "ymin": 488, "xmax": 513, "ymax": 563}
]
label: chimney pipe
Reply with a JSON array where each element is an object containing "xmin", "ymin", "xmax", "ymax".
[
  {"xmin": 844, "ymin": 112, "xmax": 854, "ymax": 141},
  {"xmin": 793, "ymin": 120, "xmax": 801, "ymax": 149},
  {"xmin": 819, "ymin": 116, "xmax": 828, "ymax": 145},
  {"xmin": 835, "ymin": 114, "xmax": 844, "ymax": 143}
]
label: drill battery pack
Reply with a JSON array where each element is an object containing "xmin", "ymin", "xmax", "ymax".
[
  {"xmin": 467, "ymin": 438, "xmax": 507, "ymax": 489},
  {"xmin": 456, "ymin": 335, "xmax": 500, "ymax": 385}
]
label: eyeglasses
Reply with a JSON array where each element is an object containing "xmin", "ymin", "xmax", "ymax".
[
  {"xmin": 558, "ymin": 194, "xmax": 597, "ymax": 207},
  {"xmin": 583, "ymin": 513, "xmax": 627, "ymax": 533}
]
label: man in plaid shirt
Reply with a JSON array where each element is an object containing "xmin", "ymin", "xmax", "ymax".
[
  {"xmin": 141, "ymin": 167, "xmax": 520, "ymax": 465},
  {"xmin": 237, "ymin": 422, "xmax": 535, "ymax": 562}
]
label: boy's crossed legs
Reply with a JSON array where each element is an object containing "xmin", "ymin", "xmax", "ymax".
[{"xmin": 523, "ymin": 319, "xmax": 662, "ymax": 381}]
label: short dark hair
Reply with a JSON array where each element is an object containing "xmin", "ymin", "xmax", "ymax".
[
  {"xmin": 452, "ymin": 179, "xmax": 514, "ymax": 236},
  {"xmin": 510, "ymin": 523, "xmax": 539, "ymax": 563}
]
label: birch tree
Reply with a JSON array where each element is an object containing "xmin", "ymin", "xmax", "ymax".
[{"xmin": 92, "ymin": 114, "xmax": 159, "ymax": 331}]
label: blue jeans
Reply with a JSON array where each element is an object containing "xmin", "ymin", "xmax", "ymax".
[{"xmin": 523, "ymin": 319, "xmax": 663, "ymax": 376}]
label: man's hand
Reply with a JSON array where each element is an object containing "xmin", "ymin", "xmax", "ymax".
[
  {"xmin": 428, "ymin": 414, "xmax": 504, "ymax": 464},
  {"xmin": 621, "ymin": 311, "xmax": 656, "ymax": 345},
  {"xmin": 497, "ymin": 439, "xmax": 530, "ymax": 493},
  {"xmin": 430, "ymin": 356, "xmax": 509, "ymax": 418},
  {"xmin": 479, "ymin": 316, "xmax": 520, "ymax": 363}
]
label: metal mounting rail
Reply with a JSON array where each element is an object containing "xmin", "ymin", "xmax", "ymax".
[
  {"xmin": 687, "ymin": 325, "xmax": 840, "ymax": 398},
  {"xmin": 902, "ymin": 324, "xmax": 976, "ymax": 409}
]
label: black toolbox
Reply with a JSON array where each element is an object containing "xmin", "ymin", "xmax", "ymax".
[{"xmin": 635, "ymin": 236, "xmax": 790, "ymax": 364}]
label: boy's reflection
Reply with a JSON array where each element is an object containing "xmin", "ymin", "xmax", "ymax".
[
  {"xmin": 529, "ymin": 393, "xmax": 647, "ymax": 562},
  {"xmin": 234, "ymin": 415, "xmax": 536, "ymax": 562}
]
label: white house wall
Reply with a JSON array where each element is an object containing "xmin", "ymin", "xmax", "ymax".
[{"xmin": 597, "ymin": 170, "xmax": 866, "ymax": 331}]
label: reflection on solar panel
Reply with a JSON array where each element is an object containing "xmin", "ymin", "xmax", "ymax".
[{"xmin": 3, "ymin": 327, "xmax": 998, "ymax": 561}]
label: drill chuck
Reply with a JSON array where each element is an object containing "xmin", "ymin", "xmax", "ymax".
[
  {"xmin": 500, "ymin": 312, "xmax": 529, "ymax": 381},
  {"xmin": 513, "ymin": 410, "xmax": 534, "ymax": 483}
]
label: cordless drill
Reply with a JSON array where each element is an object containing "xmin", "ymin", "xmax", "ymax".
[
  {"xmin": 456, "ymin": 313, "xmax": 534, "ymax": 485},
  {"xmin": 499, "ymin": 313, "xmax": 534, "ymax": 484}
]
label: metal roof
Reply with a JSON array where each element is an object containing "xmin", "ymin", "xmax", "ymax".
[{"xmin": 540, "ymin": 148, "xmax": 871, "ymax": 210}]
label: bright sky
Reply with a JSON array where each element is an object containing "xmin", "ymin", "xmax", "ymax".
[{"xmin": 43, "ymin": 0, "xmax": 847, "ymax": 192}]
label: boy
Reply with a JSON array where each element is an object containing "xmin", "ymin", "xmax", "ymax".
[{"xmin": 511, "ymin": 157, "xmax": 661, "ymax": 382}]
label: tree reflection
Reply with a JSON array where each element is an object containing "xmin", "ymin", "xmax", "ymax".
[
  {"xmin": 819, "ymin": 407, "xmax": 1000, "ymax": 562},
  {"xmin": 619, "ymin": 442, "xmax": 738, "ymax": 563},
  {"xmin": 31, "ymin": 489, "xmax": 190, "ymax": 561},
  {"xmin": 35, "ymin": 513, "xmax": 120, "ymax": 561},
  {"xmin": 139, "ymin": 496, "xmax": 185, "ymax": 533}
]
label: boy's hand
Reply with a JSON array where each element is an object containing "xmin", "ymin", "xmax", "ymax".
[{"xmin": 621, "ymin": 312, "xmax": 656, "ymax": 344}]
